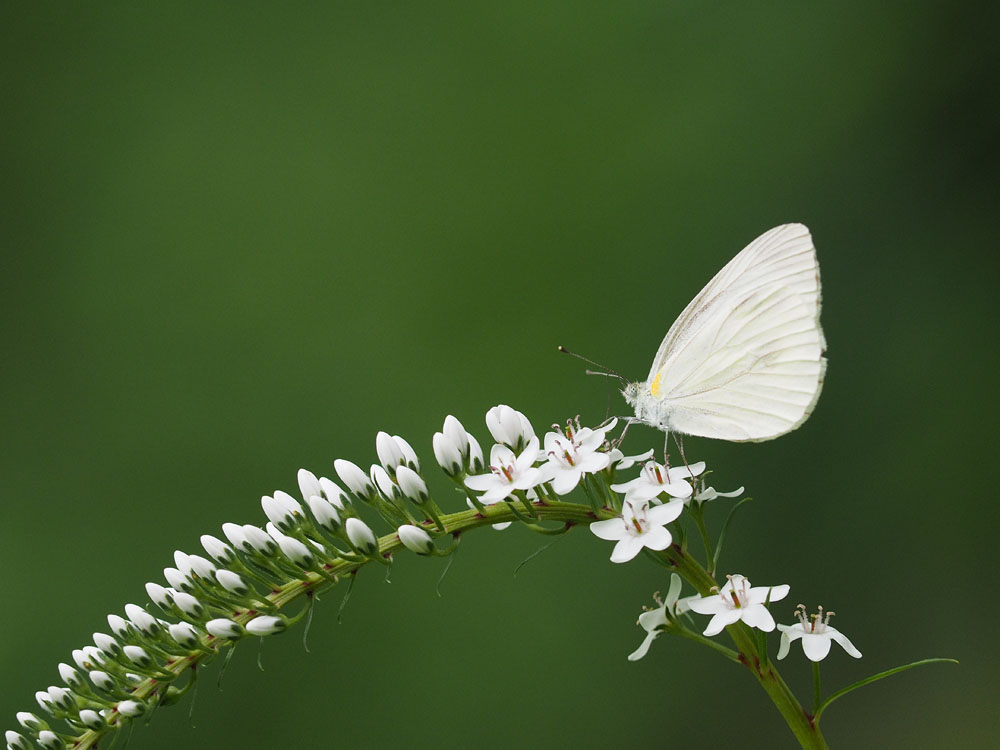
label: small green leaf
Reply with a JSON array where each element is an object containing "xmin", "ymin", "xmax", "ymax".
[
  {"xmin": 711, "ymin": 496, "xmax": 752, "ymax": 575},
  {"xmin": 815, "ymin": 657, "xmax": 959, "ymax": 721}
]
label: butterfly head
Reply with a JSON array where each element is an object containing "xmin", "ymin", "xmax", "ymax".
[{"xmin": 622, "ymin": 382, "xmax": 642, "ymax": 407}]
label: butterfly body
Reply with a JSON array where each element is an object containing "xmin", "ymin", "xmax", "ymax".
[{"xmin": 624, "ymin": 223, "xmax": 826, "ymax": 443}]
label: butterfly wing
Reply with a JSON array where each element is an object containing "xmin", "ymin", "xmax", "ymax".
[{"xmin": 644, "ymin": 223, "xmax": 825, "ymax": 442}]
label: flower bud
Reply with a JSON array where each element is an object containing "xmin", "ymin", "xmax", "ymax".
[
  {"xmin": 57, "ymin": 663, "xmax": 83, "ymax": 690},
  {"xmin": 106, "ymin": 614, "xmax": 133, "ymax": 639},
  {"xmin": 222, "ymin": 522, "xmax": 251, "ymax": 553},
  {"xmin": 171, "ymin": 592, "xmax": 204, "ymax": 619},
  {"xmin": 47, "ymin": 686, "xmax": 75, "ymax": 712},
  {"xmin": 486, "ymin": 404, "xmax": 535, "ymax": 448},
  {"xmin": 81, "ymin": 647, "xmax": 107, "ymax": 669},
  {"xmin": 345, "ymin": 517, "xmax": 378, "ymax": 554},
  {"xmin": 215, "ymin": 569, "xmax": 250, "ymax": 596},
  {"xmin": 376, "ymin": 431, "xmax": 405, "ymax": 472},
  {"xmin": 307, "ymin": 495, "xmax": 342, "ymax": 532},
  {"xmin": 37, "ymin": 731, "xmax": 64, "ymax": 750},
  {"xmin": 246, "ymin": 615, "xmax": 287, "ymax": 637},
  {"xmin": 16, "ymin": 712, "xmax": 46, "ymax": 732},
  {"xmin": 35, "ymin": 690, "xmax": 55, "ymax": 715},
  {"xmin": 335, "ymin": 458, "xmax": 377, "ymax": 501},
  {"xmin": 187, "ymin": 554, "xmax": 218, "ymax": 579},
  {"xmin": 241, "ymin": 525, "xmax": 278, "ymax": 556},
  {"xmin": 163, "ymin": 567, "xmax": 194, "ymax": 593},
  {"xmin": 468, "ymin": 432, "xmax": 485, "ymax": 473},
  {"xmin": 71, "ymin": 650, "xmax": 90, "ymax": 672},
  {"xmin": 93, "ymin": 632, "xmax": 121, "ymax": 658},
  {"xmin": 297, "ymin": 468, "xmax": 323, "ymax": 504},
  {"xmin": 200, "ymin": 534, "xmax": 235, "ymax": 565},
  {"xmin": 6, "ymin": 730, "xmax": 31, "ymax": 750},
  {"xmin": 266, "ymin": 524, "xmax": 315, "ymax": 568},
  {"xmin": 88, "ymin": 670, "xmax": 115, "ymax": 692},
  {"xmin": 443, "ymin": 415, "xmax": 470, "ymax": 458},
  {"xmin": 397, "ymin": 524, "xmax": 434, "ymax": 555},
  {"xmin": 370, "ymin": 464, "xmax": 399, "ymax": 499},
  {"xmin": 173, "ymin": 550, "xmax": 193, "ymax": 577},
  {"xmin": 124, "ymin": 604, "xmax": 162, "ymax": 636},
  {"xmin": 433, "ymin": 432, "xmax": 462, "ymax": 476},
  {"xmin": 395, "ymin": 466, "xmax": 428, "ymax": 503},
  {"xmin": 394, "ymin": 435, "xmax": 419, "ymax": 471},
  {"xmin": 319, "ymin": 477, "xmax": 350, "ymax": 508},
  {"xmin": 78, "ymin": 709, "xmax": 104, "ymax": 730},
  {"xmin": 205, "ymin": 619, "xmax": 245, "ymax": 640},
  {"xmin": 262, "ymin": 494, "xmax": 296, "ymax": 532},
  {"xmin": 123, "ymin": 646, "xmax": 153, "ymax": 669},
  {"xmin": 116, "ymin": 700, "xmax": 145, "ymax": 718},
  {"xmin": 145, "ymin": 582, "xmax": 173, "ymax": 609},
  {"xmin": 169, "ymin": 622, "xmax": 200, "ymax": 649}
]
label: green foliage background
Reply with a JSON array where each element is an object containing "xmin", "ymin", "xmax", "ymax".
[{"xmin": 2, "ymin": 3, "xmax": 996, "ymax": 748}]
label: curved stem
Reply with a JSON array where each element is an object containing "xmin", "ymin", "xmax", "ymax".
[{"xmin": 68, "ymin": 500, "xmax": 823, "ymax": 750}]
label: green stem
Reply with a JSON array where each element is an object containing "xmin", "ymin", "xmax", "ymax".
[
  {"xmin": 68, "ymin": 500, "xmax": 823, "ymax": 750},
  {"xmin": 813, "ymin": 661, "xmax": 822, "ymax": 715}
]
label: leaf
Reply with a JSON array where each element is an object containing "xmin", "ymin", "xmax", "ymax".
[
  {"xmin": 711, "ymin": 496, "xmax": 752, "ymax": 575},
  {"xmin": 814, "ymin": 658, "xmax": 959, "ymax": 721}
]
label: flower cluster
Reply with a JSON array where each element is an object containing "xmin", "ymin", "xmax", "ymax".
[{"xmin": 5, "ymin": 403, "xmax": 865, "ymax": 750}]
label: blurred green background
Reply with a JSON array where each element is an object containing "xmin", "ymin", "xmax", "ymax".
[{"xmin": 2, "ymin": 3, "xmax": 996, "ymax": 748}]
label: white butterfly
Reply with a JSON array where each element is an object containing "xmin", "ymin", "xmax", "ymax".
[{"xmin": 622, "ymin": 223, "xmax": 826, "ymax": 442}]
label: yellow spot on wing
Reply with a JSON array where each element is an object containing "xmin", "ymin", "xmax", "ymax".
[{"xmin": 650, "ymin": 370, "xmax": 663, "ymax": 397}]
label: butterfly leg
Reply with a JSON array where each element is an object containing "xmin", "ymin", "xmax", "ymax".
[{"xmin": 673, "ymin": 433, "xmax": 694, "ymax": 480}]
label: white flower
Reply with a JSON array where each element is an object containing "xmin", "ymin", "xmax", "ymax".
[
  {"xmin": 467, "ymin": 432, "xmax": 485, "ymax": 473},
  {"xmin": 692, "ymin": 484, "xmax": 745, "ymax": 504},
  {"xmin": 262, "ymin": 495, "xmax": 296, "ymax": 531},
  {"xmin": 627, "ymin": 573, "xmax": 699, "ymax": 661},
  {"xmin": 171, "ymin": 592, "xmax": 204, "ymax": 618},
  {"xmin": 6, "ymin": 731, "xmax": 31, "ymax": 750},
  {"xmin": 215, "ymin": 569, "xmax": 249, "ymax": 595},
  {"xmin": 485, "ymin": 404, "xmax": 535, "ymax": 449},
  {"xmin": 124, "ymin": 604, "xmax": 161, "ymax": 636},
  {"xmin": 16, "ymin": 712, "xmax": 45, "ymax": 731},
  {"xmin": 318, "ymin": 477, "xmax": 350, "ymax": 508},
  {"xmin": 777, "ymin": 604, "xmax": 862, "ymax": 662},
  {"xmin": 123, "ymin": 645, "xmax": 153, "ymax": 668},
  {"xmin": 79, "ymin": 709, "xmax": 104, "ymax": 730},
  {"xmin": 144, "ymin": 582, "xmax": 172, "ymax": 609},
  {"xmin": 589, "ymin": 498, "xmax": 685, "ymax": 563},
  {"xmin": 464, "ymin": 437, "xmax": 549, "ymax": 504},
  {"xmin": 397, "ymin": 524, "xmax": 435, "ymax": 554},
  {"xmin": 687, "ymin": 574, "xmax": 790, "ymax": 636},
  {"xmin": 37, "ymin": 731, "xmax": 63, "ymax": 750},
  {"xmin": 611, "ymin": 460, "xmax": 704, "ymax": 503},
  {"xmin": 297, "ymin": 468, "xmax": 324, "ymax": 504},
  {"xmin": 266, "ymin": 523, "xmax": 315, "ymax": 568},
  {"xmin": 608, "ymin": 448, "xmax": 655, "ymax": 471},
  {"xmin": 370, "ymin": 464, "xmax": 400, "ymax": 499},
  {"xmin": 541, "ymin": 418, "xmax": 617, "ymax": 495}
]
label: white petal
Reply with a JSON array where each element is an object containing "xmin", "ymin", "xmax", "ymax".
[
  {"xmin": 801, "ymin": 633, "xmax": 833, "ymax": 662},
  {"xmin": 551, "ymin": 469, "xmax": 582, "ymax": 495},
  {"xmin": 703, "ymin": 609, "xmax": 742, "ymax": 636},
  {"xmin": 749, "ymin": 583, "xmax": 790, "ymax": 605},
  {"xmin": 610, "ymin": 535, "xmax": 646, "ymax": 563},
  {"xmin": 664, "ymin": 573, "xmax": 682, "ymax": 609},
  {"xmin": 741, "ymin": 604, "xmax": 777, "ymax": 632},
  {"xmin": 668, "ymin": 461, "xmax": 706, "ymax": 481},
  {"xmin": 637, "ymin": 607, "xmax": 668, "ymax": 633},
  {"xmin": 628, "ymin": 631, "xmax": 658, "ymax": 662},
  {"xmin": 491, "ymin": 521, "xmax": 513, "ymax": 530},
  {"xmin": 687, "ymin": 594, "xmax": 723, "ymax": 615},
  {"xmin": 464, "ymin": 474, "xmax": 500, "ymax": 491},
  {"xmin": 830, "ymin": 628, "xmax": 863, "ymax": 659},
  {"xmin": 777, "ymin": 633, "xmax": 792, "ymax": 660},
  {"xmin": 647, "ymin": 498, "xmax": 685, "ymax": 526},
  {"xmin": 589, "ymin": 518, "xmax": 625, "ymax": 541},
  {"xmin": 640, "ymin": 525, "xmax": 673, "ymax": 551}
]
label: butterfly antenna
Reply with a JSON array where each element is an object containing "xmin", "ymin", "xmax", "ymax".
[{"xmin": 557, "ymin": 346, "xmax": 628, "ymax": 384}]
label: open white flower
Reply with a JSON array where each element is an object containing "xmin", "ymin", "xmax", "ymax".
[
  {"xmin": 589, "ymin": 497, "xmax": 684, "ymax": 563},
  {"xmin": 611, "ymin": 460, "xmax": 705, "ymax": 503},
  {"xmin": 777, "ymin": 605, "xmax": 862, "ymax": 662},
  {"xmin": 628, "ymin": 573, "xmax": 699, "ymax": 661},
  {"xmin": 542, "ymin": 418, "xmax": 616, "ymax": 495},
  {"xmin": 688, "ymin": 574, "xmax": 789, "ymax": 636},
  {"xmin": 464, "ymin": 437, "xmax": 549, "ymax": 504}
]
